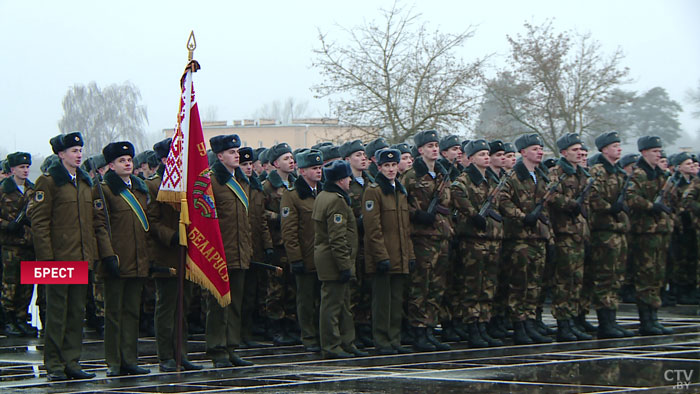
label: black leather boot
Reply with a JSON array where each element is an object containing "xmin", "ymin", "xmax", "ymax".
[
  {"xmin": 270, "ymin": 319, "xmax": 296, "ymax": 346},
  {"xmin": 609, "ymin": 309, "xmax": 634, "ymax": 337},
  {"xmin": 426, "ymin": 327, "xmax": 451, "ymax": 350},
  {"xmin": 4, "ymin": 312, "xmax": 24, "ymax": 337},
  {"xmin": 440, "ymin": 321, "xmax": 461, "ymax": 342},
  {"xmin": 650, "ymin": 308, "xmax": 674, "ymax": 334},
  {"xmin": 535, "ymin": 309, "xmax": 556, "ymax": 335},
  {"xmin": 596, "ymin": 309, "xmax": 624, "ymax": 339},
  {"xmin": 512, "ymin": 320, "xmax": 533, "ymax": 345},
  {"xmin": 637, "ymin": 304, "xmax": 662, "ymax": 336},
  {"xmin": 412, "ymin": 327, "xmax": 437, "ymax": 352},
  {"xmin": 574, "ymin": 312, "xmax": 597, "ymax": 333},
  {"xmin": 453, "ymin": 320, "xmax": 470, "ymax": 341},
  {"xmin": 487, "ymin": 316, "xmax": 506, "ymax": 339},
  {"xmin": 467, "ymin": 322, "xmax": 488, "ymax": 348},
  {"xmin": 524, "ymin": 319, "xmax": 552, "ymax": 343},
  {"xmin": 556, "ymin": 319, "xmax": 577, "ymax": 342},
  {"xmin": 478, "ymin": 322, "xmax": 503, "ymax": 346},
  {"xmin": 568, "ymin": 318, "xmax": 593, "ymax": 340}
]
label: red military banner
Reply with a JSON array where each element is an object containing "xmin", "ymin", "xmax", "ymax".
[{"xmin": 157, "ymin": 61, "xmax": 230, "ymax": 307}]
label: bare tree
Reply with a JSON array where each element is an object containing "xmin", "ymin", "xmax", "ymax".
[
  {"xmin": 486, "ymin": 20, "xmax": 629, "ymax": 153},
  {"xmin": 312, "ymin": 1, "xmax": 486, "ymax": 143},
  {"xmin": 58, "ymin": 81, "xmax": 148, "ymax": 157},
  {"xmin": 202, "ymin": 105, "xmax": 220, "ymax": 122},
  {"xmin": 252, "ymin": 97, "xmax": 311, "ymax": 123}
]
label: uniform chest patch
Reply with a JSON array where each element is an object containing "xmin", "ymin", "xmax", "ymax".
[
  {"xmin": 365, "ymin": 200, "xmax": 374, "ymax": 211},
  {"xmin": 334, "ymin": 214, "xmax": 343, "ymax": 224},
  {"xmin": 35, "ymin": 191, "xmax": 44, "ymax": 202},
  {"xmin": 281, "ymin": 206, "xmax": 290, "ymax": 217},
  {"xmin": 94, "ymin": 199, "xmax": 104, "ymax": 210}
]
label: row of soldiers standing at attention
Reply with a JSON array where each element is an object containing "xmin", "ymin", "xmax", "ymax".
[{"xmin": 0, "ymin": 129, "xmax": 698, "ymax": 378}]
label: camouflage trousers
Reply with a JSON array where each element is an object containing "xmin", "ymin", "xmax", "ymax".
[
  {"xmin": 492, "ymin": 240, "xmax": 514, "ymax": 318},
  {"xmin": 265, "ymin": 245, "xmax": 297, "ymax": 321},
  {"xmin": 630, "ymin": 233, "xmax": 666, "ymax": 308},
  {"xmin": 441, "ymin": 240, "xmax": 461, "ymax": 322},
  {"xmin": 623, "ymin": 234, "xmax": 635, "ymax": 288},
  {"xmin": 350, "ymin": 244, "xmax": 372, "ymax": 325},
  {"xmin": 459, "ymin": 238, "xmax": 501, "ymax": 323},
  {"xmin": 1, "ymin": 246, "xmax": 34, "ymax": 318},
  {"xmin": 589, "ymin": 231, "xmax": 628, "ymax": 310},
  {"xmin": 407, "ymin": 236, "xmax": 449, "ymax": 328},
  {"xmin": 507, "ymin": 239, "xmax": 546, "ymax": 321},
  {"xmin": 669, "ymin": 228, "xmax": 697, "ymax": 287},
  {"xmin": 550, "ymin": 234, "xmax": 585, "ymax": 320}
]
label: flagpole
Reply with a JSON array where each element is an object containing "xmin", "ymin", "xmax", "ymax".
[{"xmin": 175, "ymin": 30, "xmax": 197, "ymax": 373}]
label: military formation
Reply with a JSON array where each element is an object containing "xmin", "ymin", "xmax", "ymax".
[{"xmin": 0, "ymin": 128, "xmax": 699, "ymax": 380}]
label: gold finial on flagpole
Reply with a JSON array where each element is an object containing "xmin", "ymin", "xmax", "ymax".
[{"xmin": 187, "ymin": 31, "xmax": 197, "ymax": 61}]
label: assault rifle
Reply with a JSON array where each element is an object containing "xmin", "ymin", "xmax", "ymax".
[
  {"xmin": 13, "ymin": 200, "xmax": 30, "ymax": 226},
  {"xmin": 575, "ymin": 174, "xmax": 597, "ymax": 219},
  {"xmin": 614, "ymin": 174, "xmax": 632, "ymax": 215},
  {"xmin": 477, "ymin": 170, "xmax": 513, "ymax": 222},
  {"xmin": 527, "ymin": 172, "xmax": 568, "ymax": 225},
  {"xmin": 652, "ymin": 172, "xmax": 678, "ymax": 214},
  {"xmin": 427, "ymin": 157, "xmax": 457, "ymax": 216}
]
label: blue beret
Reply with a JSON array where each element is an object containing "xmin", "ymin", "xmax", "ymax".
[
  {"xmin": 323, "ymin": 160, "xmax": 352, "ymax": 183},
  {"xmin": 210, "ymin": 134, "xmax": 241, "ymax": 154},
  {"xmin": 103, "ymin": 141, "xmax": 135, "ymax": 163}
]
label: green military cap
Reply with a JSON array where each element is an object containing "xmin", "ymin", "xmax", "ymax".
[
  {"xmin": 660, "ymin": 150, "xmax": 667, "ymax": 159},
  {"xmin": 669, "ymin": 152, "xmax": 693, "ymax": 166},
  {"xmin": 619, "ymin": 153, "xmax": 639, "ymax": 168},
  {"xmin": 1, "ymin": 159, "xmax": 9, "ymax": 174},
  {"xmin": 210, "ymin": 134, "xmax": 241, "ymax": 154},
  {"xmin": 254, "ymin": 147, "xmax": 266, "ymax": 161},
  {"xmin": 40, "ymin": 155, "xmax": 59, "ymax": 173},
  {"xmin": 410, "ymin": 145, "xmax": 419, "ymax": 158},
  {"xmin": 134, "ymin": 150, "xmax": 154, "ymax": 167},
  {"xmin": 239, "ymin": 147, "xmax": 255, "ymax": 164},
  {"xmin": 323, "ymin": 160, "xmax": 352, "ymax": 182},
  {"xmin": 515, "ymin": 133, "xmax": 543, "ymax": 151},
  {"xmin": 296, "ymin": 149, "xmax": 323, "ymax": 168},
  {"xmin": 103, "ymin": 141, "xmax": 135, "ymax": 163},
  {"xmin": 7, "ymin": 152, "xmax": 31, "ymax": 167},
  {"xmin": 376, "ymin": 148, "xmax": 401, "ymax": 165},
  {"xmin": 489, "ymin": 139, "xmax": 505, "ymax": 154},
  {"xmin": 61, "ymin": 131, "xmax": 84, "ymax": 150},
  {"xmin": 259, "ymin": 148, "xmax": 270, "ymax": 164},
  {"xmin": 339, "ymin": 140, "xmax": 364, "ymax": 158},
  {"xmin": 311, "ymin": 141, "xmax": 333, "ymax": 150},
  {"xmin": 153, "ymin": 138, "xmax": 172, "ymax": 160},
  {"xmin": 460, "ymin": 139, "xmax": 471, "ymax": 153},
  {"xmin": 637, "ymin": 135, "xmax": 662, "ymax": 152},
  {"xmin": 414, "ymin": 130, "xmax": 440, "ymax": 148},
  {"xmin": 319, "ymin": 145, "xmax": 341, "ymax": 161},
  {"xmin": 595, "ymin": 131, "xmax": 621, "ymax": 151},
  {"xmin": 466, "ymin": 139, "xmax": 490, "ymax": 158},
  {"xmin": 50, "ymin": 134, "xmax": 65, "ymax": 154},
  {"xmin": 391, "ymin": 143, "xmax": 411, "ymax": 155},
  {"xmin": 504, "ymin": 142, "xmax": 516, "ymax": 154},
  {"xmin": 365, "ymin": 137, "xmax": 389, "ymax": 159},
  {"xmin": 543, "ymin": 158, "xmax": 557, "ymax": 169},
  {"xmin": 556, "ymin": 133, "xmax": 582, "ymax": 151},
  {"xmin": 439, "ymin": 134, "xmax": 460, "ymax": 152},
  {"xmin": 580, "ymin": 143, "xmax": 589, "ymax": 152},
  {"xmin": 268, "ymin": 142, "xmax": 293, "ymax": 163}
]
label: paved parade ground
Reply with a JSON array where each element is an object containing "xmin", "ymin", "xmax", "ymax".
[{"xmin": 1, "ymin": 303, "xmax": 698, "ymax": 393}]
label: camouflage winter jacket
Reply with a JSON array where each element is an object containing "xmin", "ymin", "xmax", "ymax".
[
  {"xmin": 451, "ymin": 164, "xmax": 503, "ymax": 240},
  {"xmin": 588, "ymin": 154, "xmax": 630, "ymax": 233},
  {"xmin": 682, "ymin": 177, "xmax": 700, "ymax": 230},
  {"xmin": 548, "ymin": 158, "xmax": 588, "ymax": 236},
  {"xmin": 0, "ymin": 176, "xmax": 34, "ymax": 247},
  {"xmin": 403, "ymin": 157, "xmax": 453, "ymax": 239},
  {"xmin": 626, "ymin": 157, "xmax": 671, "ymax": 234},
  {"xmin": 498, "ymin": 159, "xmax": 551, "ymax": 240}
]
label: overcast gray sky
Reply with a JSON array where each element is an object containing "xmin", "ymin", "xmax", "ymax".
[{"xmin": 1, "ymin": 0, "xmax": 699, "ymax": 156}]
